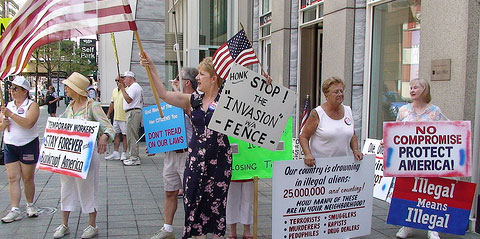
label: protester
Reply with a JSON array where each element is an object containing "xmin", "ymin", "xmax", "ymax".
[
  {"xmin": 150, "ymin": 67, "xmax": 198, "ymax": 239},
  {"xmin": 53, "ymin": 72, "xmax": 114, "ymax": 239},
  {"xmin": 299, "ymin": 76, "xmax": 363, "ymax": 166},
  {"xmin": 140, "ymin": 52, "xmax": 232, "ymax": 239},
  {"xmin": 46, "ymin": 86, "xmax": 60, "ymax": 117},
  {"xmin": 226, "ymin": 180, "xmax": 254, "ymax": 239},
  {"xmin": 0, "ymin": 76, "xmax": 40, "ymax": 223},
  {"xmin": 394, "ymin": 78, "xmax": 447, "ymax": 239},
  {"xmin": 87, "ymin": 78, "xmax": 98, "ymax": 101},
  {"xmin": 119, "ymin": 71, "xmax": 144, "ymax": 166},
  {"xmin": 105, "ymin": 75, "xmax": 128, "ymax": 161}
]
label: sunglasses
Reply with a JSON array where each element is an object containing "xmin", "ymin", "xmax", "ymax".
[{"xmin": 10, "ymin": 86, "xmax": 22, "ymax": 92}]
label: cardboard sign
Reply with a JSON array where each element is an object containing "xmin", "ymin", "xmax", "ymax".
[
  {"xmin": 387, "ymin": 177, "xmax": 476, "ymax": 235},
  {"xmin": 383, "ymin": 121, "xmax": 471, "ymax": 177},
  {"xmin": 143, "ymin": 103, "xmax": 187, "ymax": 154},
  {"xmin": 292, "ymin": 137, "xmax": 305, "ymax": 160},
  {"xmin": 208, "ymin": 63, "xmax": 296, "ymax": 151},
  {"xmin": 272, "ymin": 155, "xmax": 375, "ymax": 239},
  {"xmin": 362, "ymin": 138, "xmax": 393, "ymax": 201},
  {"xmin": 229, "ymin": 117, "xmax": 292, "ymax": 180},
  {"xmin": 0, "ymin": 18, "xmax": 11, "ymax": 38},
  {"xmin": 38, "ymin": 117, "xmax": 99, "ymax": 179}
]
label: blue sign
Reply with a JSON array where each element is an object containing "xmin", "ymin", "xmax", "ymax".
[{"xmin": 142, "ymin": 103, "xmax": 187, "ymax": 154}]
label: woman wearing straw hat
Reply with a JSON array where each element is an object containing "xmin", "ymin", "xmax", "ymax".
[
  {"xmin": 52, "ymin": 72, "xmax": 114, "ymax": 239},
  {"xmin": 0, "ymin": 76, "xmax": 40, "ymax": 223}
]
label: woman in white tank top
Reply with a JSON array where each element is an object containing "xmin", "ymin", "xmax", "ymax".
[{"xmin": 299, "ymin": 77, "xmax": 363, "ymax": 167}]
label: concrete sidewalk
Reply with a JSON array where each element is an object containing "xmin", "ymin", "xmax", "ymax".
[{"xmin": 0, "ymin": 103, "xmax": 478, "ymax": 238}]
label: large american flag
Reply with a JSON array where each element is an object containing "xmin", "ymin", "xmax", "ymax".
[
  {"xmin": 0, "ymin": 0, "xmax": 137, "ymax": 79},
  {"xmin": 212, "ymin": 29, "xmax": 259, "ymax": 79}
]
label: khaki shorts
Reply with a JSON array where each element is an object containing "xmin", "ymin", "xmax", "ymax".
[
  {"xmin": 163, "ymin": 151, "xmax": 187, "ymax": 191},
  {"xmin": 113, "ymin": 120, "xmax": 126, "ymax": 135}
]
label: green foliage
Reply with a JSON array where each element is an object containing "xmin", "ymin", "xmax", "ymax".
[{"xmin": 31, "ymin": 40, "xmax": 97, "ymax": 85}]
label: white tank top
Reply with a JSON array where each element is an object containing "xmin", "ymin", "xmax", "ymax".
[
  {"xmin": 4, "ymin": 99, "xmax": 39, "ymax": 146},
  {"xmin": 309, "ymin": 105, "xmax": 354, "ymax": 158}
]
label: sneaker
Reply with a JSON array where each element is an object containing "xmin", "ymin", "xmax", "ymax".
[
  {"xmin": 53, "ymin": 224, "xmax": 70, "ymax": 238},
  {"xmin": 396, "ymin": 226, "xmax": 414, "ymax": 238},
  {"xmin": 81, "ymin": 225, "xmax": 98, "ymax": 239},
  {"xmin": 105, "ymin": 151, "xmax": 120, "ymax": 160},
  {"xmin": 123, "ymin": 158, "xmax": 141, "ymax": 166},
  {"xmin": 1, "ymin": 209, "xmax": 22, "ymax": 223},
  {"xmin": 428, "ymin": 231, "xmax": 441, "ymax": 239},
  {"xmin": 120, "ymin": 152, "xmax": 127, "ymax": 160},
  {"xmin": 151, "ymin": 227, "xmax": 175, "ymax": 239},
  {"xmin": 26, "ymin": 205, "xmax": 39, "ymax": 217}
]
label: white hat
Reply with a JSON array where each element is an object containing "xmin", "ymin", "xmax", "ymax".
[
  {"xmin": 11, "ymin": 76, "xmax": 31, "ymax": 91},
  {"xmin": 124, "ymin": 71, "xmax": 135, "ymax": 78}
]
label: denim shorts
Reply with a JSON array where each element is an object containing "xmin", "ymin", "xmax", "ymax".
[{"xmin": 4, "ymin": 137, "xmax": 40, "ymax": 165}]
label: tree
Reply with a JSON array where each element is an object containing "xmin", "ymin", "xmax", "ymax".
[{"xmin": 31, "ymin": 40, "xmax": 98, "ymax": 86}]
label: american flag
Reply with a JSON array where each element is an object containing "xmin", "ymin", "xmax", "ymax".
[
  {"xmin": 299, "ymin": 95, "xmax": 310, "ymax": 132},
  {"xmin": 0, "ymin": 0, "xmax": 137, "ymax": 79},
  {"xmin": 212, "ymin": 29, "xmax": 259, "ymax": 79}
]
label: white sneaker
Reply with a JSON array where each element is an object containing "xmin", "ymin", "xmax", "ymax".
[
  {"xmin": 105, "ymin": 151, "xmax": 120, "ymax": 160},
  {"xmin": 120, "ymin": 152, "xmax": 127, "ymax": 160},
  {"xmin": 81, "ymin": 225, "xmax": 98, "ymax": 239},
  {"xmin": 428, "ymin": 231, "xmax": 441, "ymax": 239},
  {"xmin": 26, "ymin": 205, "xmax": 38, "ymax": 217},
  {"xmin": 1, "ymin": 208, "xmax": 22, "ymax": 223},
  {"xmin": 396, "ymin": 226, "xmax": 414, "ymax": 238},
  {"xmin": 53, "ymin": 224, "xmax": 70, "ymax": 238},
  {"xmin": 123, "ymin": 158, "xmax": 141, "ymax": 166},
  {"xmin": 151, "ymin": 226, "xmax": 175, "ymax": 239}
]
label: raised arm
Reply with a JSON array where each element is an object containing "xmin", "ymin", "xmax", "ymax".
[{"xmin": 139, "ymin": 51, "xmax": 191, "ymax": 110}]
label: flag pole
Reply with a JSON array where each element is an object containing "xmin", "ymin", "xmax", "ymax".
[
  {"xmin": 134, "ymin": 31, "xmax": 164, "ymax": 118},
  {"xmin": 110, "ymin": 33, "xmax": 121, "ymax": 78},
  {"xmin": 171, "ymin": 0, "xmax": 183, "ymax": 92},
  {"xmin": 253, "ymin": 176, "xmax": 259, "ymax": 239},
  {"xmin": 239, "ymin": 23, "xmax": 266, "ymax": 75}
]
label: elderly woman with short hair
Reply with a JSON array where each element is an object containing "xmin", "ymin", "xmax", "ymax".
[{"xmin": 299, "ymin": 76, "xmax": 363, "ymax": 167}]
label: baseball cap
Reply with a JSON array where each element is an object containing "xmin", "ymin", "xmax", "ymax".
[
  {"xmin": 11, "ymin": 76, "xmax": 31, "ymax": 91},
  {"xmin": 124, "ymin": 71, "xmax": 135, "ymax": 78}
]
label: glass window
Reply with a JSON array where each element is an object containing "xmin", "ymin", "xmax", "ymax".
[
  {"xmin": 262, "ymin": 0, "xmax": 271, "ymax": 15},
  {"xmin": 369, "ymin": 0, "xmax": 421, "ymax": 138},
  {"xmin": 199, "ymin": 0, "xmax": 227, "ymax": 46}
]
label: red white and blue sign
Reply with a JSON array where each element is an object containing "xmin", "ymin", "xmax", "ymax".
[
  {"xmin": 38, "ymin": 117, "xmax": 99, "ymax": 179},
  {"xmin": 142, "ymin": 103, "xmax": 187, "ymax": 154},
  {"xmin": 383, "ymin": 121, "xmax": 471, "ymax": 177},
  {"xmin": 387, "ymin": 177, "xmax": 475, "ymax": 235}
]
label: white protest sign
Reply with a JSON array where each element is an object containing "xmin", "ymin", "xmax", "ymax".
[
  {"xmin": 362, "ymin": 138, "xmax": 393, "ymax": 201},
  {"xmin": 292, "ymin": 138, "xmax": 305, "ymax": 160},
  {"xmin": 38, "ymin": 117, "xmax": 99, "ymax": 179},
  {"xmin": 272, "ymin": 155, "xmax": 375, "ymax": 239},
  {"xmin": 208, "ymin": 63, "xmax": 296, "ymax": 151}
]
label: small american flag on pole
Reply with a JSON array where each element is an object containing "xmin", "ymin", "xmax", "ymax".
[
  {"xmin": 0, "ymin": 0, "xmax": 137, "ymax": 80},
  {"xmin": 212, "ymin": 29, "xmax": 259, "ymax": 80},
  {"xmin": 299, "ymin": 95, "xmax": 310, "ymax": 132}
]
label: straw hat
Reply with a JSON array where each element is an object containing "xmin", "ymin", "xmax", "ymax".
[{"xmin": 62, "ymin": 72, "xmax": 89, "ymax": 97}]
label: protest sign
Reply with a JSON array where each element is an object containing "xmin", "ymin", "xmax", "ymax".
[
  {"xmin": 38, "ymin": 117, "xmax": 99, "ymax": 179},
  {"xmin": 208, "ymin": 63, "xmax": 296, "ymax": 151},
  {"xmin": 383, "ymin": 121, "xmax": 471, "ymax": 177},
  {"xmin": 292, "ymin": 138, "xmax": 305, "ymax": 160},
  {"xmin": 362, "ymin": 138, "xmax": 393, "ymax": 201},
  {"xmin": 387, "ymin": 177, "xmax": 476, "ymax": 235},
  {"xmin": 229, "ymin": 117, "xmax": 292, "ymax": 180},
  {"xmin": 272, "ymin": 155, "xmax": 375, "ymax": 239},
  {"xmin": 143, "ymin": 103, "xmax": 187, "ymax": 154}
]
